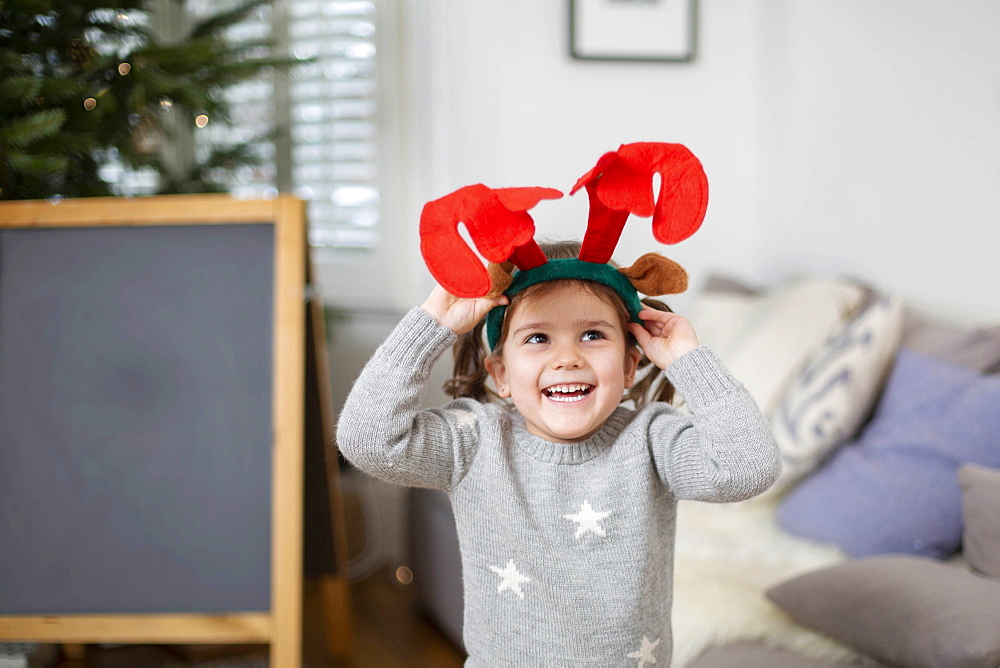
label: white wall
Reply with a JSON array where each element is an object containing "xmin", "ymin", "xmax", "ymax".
[
  {"xmin": 754, "ymin": 1, "xmax": 1000, "ymax": 323},
  {"xmin": 380, "ymin": 0, "xmax": 999, "ymax": 323}
]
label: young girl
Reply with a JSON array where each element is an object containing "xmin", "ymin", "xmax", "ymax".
[{"xmin": 337, "ymin": 145, "xmax": 780, "ymax": 666}]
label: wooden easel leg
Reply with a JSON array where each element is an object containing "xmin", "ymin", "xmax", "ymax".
[
  {"xmin": 61, "ymin": 644, "xmax": 88, "ymax": 663},
  {"xmin": 319, "ymin": 574, "xmax": 353, "ymax": 659},
  {"xmin": 303, "ymin": 259, "xmax": 355, "ymax": 661}
]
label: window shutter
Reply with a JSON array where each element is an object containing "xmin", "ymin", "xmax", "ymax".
[{"xmin": 286, "ymin": 0, "xmax": 381, "ymax": 249}]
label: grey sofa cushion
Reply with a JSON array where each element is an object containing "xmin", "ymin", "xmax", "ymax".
[
  {"xmin": 689, "ymin": 640, "xmax": 860, "ymax": 667},
  {"xmin": 766, "ymin": 555, "xmax": 1000, "ymax": 668},
  {"xmin": 958, "ymin": 463, "xmax": 1000, "ymax": 579}
]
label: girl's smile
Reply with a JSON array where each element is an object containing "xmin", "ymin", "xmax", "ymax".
[
  {"xmin": 543, "ymin": 384, "xmax": 594, "ymax": 402},
  {"xmin": 485, "ymin": 283, "xmax": 640, "ymax": 443}
]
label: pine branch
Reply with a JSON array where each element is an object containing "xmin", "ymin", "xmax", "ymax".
[
  {"xmin": 36, "ymin": 75, "xmax": 89, "ymax": 103},
  {"xmin": 86, "ymin": 19, "xmax": 152, "ymax": 45},
  {"xmin": 6, "ymin": 149, "xmax": 68, "ymax": 175},
  {"xmin": 136, "ymin": 33, "xmax": 217, "ymax": 67},
  {"xmin": 0, "ymin": 75, "xmax": 42, "ymax": 108},
  {"xmin": 0, "ymin": 108, "xmax": 66, "ymax": 148},
  {"xmin": 189, "ymin": 0, "xmax": 270, "ymax": 39},
  {"xmin": 1, "ymin": 0, "xmax": 55, "ymax": 16},
  {"xmin": 33, "ymin": 128, "xmax": 98, "ymax": 157}
]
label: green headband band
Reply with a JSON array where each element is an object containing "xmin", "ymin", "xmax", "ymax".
[{"xmin": 485, "ymin": 258, "xmax": 643, "ymax": 351}]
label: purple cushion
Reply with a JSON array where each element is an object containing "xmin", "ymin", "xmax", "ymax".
[{"xmin": 777, "ymin": 348, "xmax": 1000, "ymax": 558}]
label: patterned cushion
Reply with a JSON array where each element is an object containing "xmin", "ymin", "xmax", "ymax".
[
  {"xmin": 768, "ymin": 291, "xmax": 903, "ymax": 494},
  {"xmin": 690, "ymin": 276, "xmax": 865, "ymax": 417}
]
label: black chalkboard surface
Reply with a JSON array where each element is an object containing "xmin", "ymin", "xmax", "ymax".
[
  {"xmin": 0, "ymin": 223, "xmax": 274, "ymax": 613},
  {"xmin": 0, "ymin": 195, "xmax": 307, "ymax": 666}
]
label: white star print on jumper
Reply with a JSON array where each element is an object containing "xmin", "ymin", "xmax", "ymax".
[
  {"xmin": 447, "ymin": 407, "xmax": 477, "ymax": 431},
  {"xmin": 489, "ymin": 559, "xmax": 530, "ymax": 599},
  {"xmin": 564, "ymin": 500, "xmax": 611, "ymax": 539},
  {"xmin": 627, "ymin": 636, "xmax": 660, "ymax": 667}
]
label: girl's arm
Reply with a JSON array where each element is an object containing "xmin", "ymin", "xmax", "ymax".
[
  {"xmin": 335, "ymin": 287, "xmax": 505, "ymax": 491},
  {"xmin": 655, "ymin": 346, "xmax": 781, "ymax": 501},
  {"xmin": 631, "ymin": 309, "xmax": 781, "ymax": 501}
]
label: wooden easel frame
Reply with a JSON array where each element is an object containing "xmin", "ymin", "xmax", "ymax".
[{"xmin": 0, "ymin": 194, "xmax": 307, "ymax": 668}]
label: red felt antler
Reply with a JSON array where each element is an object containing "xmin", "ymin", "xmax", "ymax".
[
  {"xmin": 419, "ymin": 184, "xmax": 562, "ymax": 298},
  {"xmin": 571, "ymin": 142, "xmax": 708, "ymax": 264}
]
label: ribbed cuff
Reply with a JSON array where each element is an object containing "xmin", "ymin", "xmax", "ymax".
[
  {"xmin": 377, "ymin": 307, "xmax": 457, "ymax": 378},
  {"xmin": 664, "ymin": 345, "xmax": 743, "ymax": 412}
]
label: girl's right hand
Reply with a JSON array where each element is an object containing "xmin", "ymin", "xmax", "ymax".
[
  {"xmin": 420, "ymin": 285, "xmax": 508, "ymax": 335},
  {"xmin": 628, "ymin": 307, "xmax": 700, "ymax": 369}
]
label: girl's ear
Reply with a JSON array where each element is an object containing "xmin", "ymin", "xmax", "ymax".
[
  {"xmin": 623, "ymin": 346, "xmax": 642, "ymax": 389},
  {"xmin": 484, "ymin": 355, "xmax": 511, "ymax": 398}
]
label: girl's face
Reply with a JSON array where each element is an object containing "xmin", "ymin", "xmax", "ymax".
[{"xmin": 485, "ymin": 282, "xmax": 641, "ymax": 443}]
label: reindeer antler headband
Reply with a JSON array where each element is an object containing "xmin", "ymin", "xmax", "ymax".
[{"xmin": 419, "ymin": 142, "xmax": 709, "ymax": 350}]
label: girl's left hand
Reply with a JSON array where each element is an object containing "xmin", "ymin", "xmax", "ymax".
[{"xmin": 628, "ymin": 308, "xmax": 700, "ymax": 369}]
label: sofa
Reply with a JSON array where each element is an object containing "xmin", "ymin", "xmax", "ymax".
[{"xmin": 407, "ymin": 274, "xmax": 1000, "ymax": 667}]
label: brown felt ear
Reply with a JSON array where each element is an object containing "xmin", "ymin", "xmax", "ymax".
[
  {"xmin": 486, "ymin": 261, "xmax": 516, "ymax": 299},
  {"xmin": 618, "ymin": 252, "xmax": 688, "ymax": 296}
]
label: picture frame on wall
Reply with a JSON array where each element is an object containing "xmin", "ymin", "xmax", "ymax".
[{"xmin": 570, "ymin": 0, "xmax": 697, "ymax": 62}]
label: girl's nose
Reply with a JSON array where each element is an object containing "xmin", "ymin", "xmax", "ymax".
[{"xmin": 551, "ymin": 343, "xmax": 584, "ymax": 369}]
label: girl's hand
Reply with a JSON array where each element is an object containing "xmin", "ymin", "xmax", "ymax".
[
  {"xmin": 628, "ymin": 308, "xmax": 700, "ymax": 370},
  {"xmin": 421, "ymin": 285, "xmax": 508, "ymax": 335}
]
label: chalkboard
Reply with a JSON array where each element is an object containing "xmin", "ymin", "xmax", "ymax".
[{"xmin": 0, "ymin": 195, "xmax": 307, "ymax": 666}]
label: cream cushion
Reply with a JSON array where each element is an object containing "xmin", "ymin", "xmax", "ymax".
[{"xmin": 690, "ymin": 277, "xmax": 866, "ymax": 417}]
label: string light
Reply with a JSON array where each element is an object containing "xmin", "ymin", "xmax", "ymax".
[
  {"xmin": 83, "ymin": 97, "xmax": 97, "ymax": 111},
  {"xmin": 195, "ymin": 114, "xmax": 209, "ymax": 128},
  {"xmin": 395, "ymin": 565, "xmax": 413, "ymax": 585},
  {"xmin": 118, "ymin": 62, "xmax": 131, "ymax": 75}
]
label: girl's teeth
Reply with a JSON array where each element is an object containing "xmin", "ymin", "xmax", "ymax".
[{"xmin": 545, "ymin": 384, "xmax": 592, "ymax": 401}]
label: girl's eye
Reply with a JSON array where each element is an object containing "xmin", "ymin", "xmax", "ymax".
[
  {"xmin": 525, "ymin": 333, "xmax": 549, "ymax": 344},
  {"xmin": 581, "ymin": 330, "xmax": 606, "ymax": 342}
]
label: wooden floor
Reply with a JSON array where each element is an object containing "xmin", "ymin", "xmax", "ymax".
[
  {"xmin": 45, "ymin": 567, "xmax": 465, "ymax": 667},
  {"xmin": 323, "ymin": 568, "xmax": 465, "ymax": 668}
]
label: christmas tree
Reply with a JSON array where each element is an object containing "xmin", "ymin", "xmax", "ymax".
[{"xmin": 0, "ymin": 0, "xmax": 292, "ymax": 200}]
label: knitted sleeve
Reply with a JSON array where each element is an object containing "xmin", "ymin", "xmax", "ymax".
[
  {"xmin": 650, "ymin": 345, "xmax": 781, "ymax": 501},
  {"xmin": 335, "ymin": 307, "xmax": 486, "ymax": 491}
]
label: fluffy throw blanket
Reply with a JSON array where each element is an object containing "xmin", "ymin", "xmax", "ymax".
[{"xmin": 671, "ymin": 495, "xmax": 878, "ymax": 667}]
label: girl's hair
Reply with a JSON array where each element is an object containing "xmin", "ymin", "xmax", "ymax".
[{"xmin": 444, "ymin": 241, "xmax": 676, "ymax": 408}]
